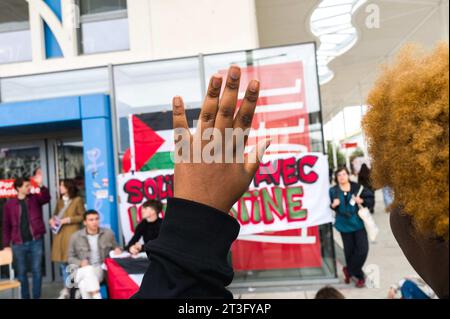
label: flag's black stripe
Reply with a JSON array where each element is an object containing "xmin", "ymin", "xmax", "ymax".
[
  {"xmin": 113, "ymin": 257, "xmax": 150, "ymax": 274},
  {"xmin": 136, "ymin": 109, "xmax": 201, "ymax": 131}
]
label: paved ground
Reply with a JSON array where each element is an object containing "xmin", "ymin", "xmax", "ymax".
[
  {"xmin": 234, "ymin": 190, "xmax": 419, "ymax": 299},
  {"xmin": 1, "ymin": 191, "xmax": 419, "ymax": 299}
]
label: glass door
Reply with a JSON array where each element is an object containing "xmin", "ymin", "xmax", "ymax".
[
  {"xmin": 0, "ymin": 142, "xmax": 51, "ymax": 281},
  {"xmin": 48, "ymin": 139, "xmax": 85, "ymax": 283},
  {"xmin": 55, "ymin": 140, "xmax": 85, "ymax": 201},
  {"xmin": 0, "ymin": 138, "xmax": 85, "ymax": 287}
]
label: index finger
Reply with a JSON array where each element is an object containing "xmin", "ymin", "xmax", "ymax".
[{"xmin": 172, "ymin": 96, "xmax": 189, "ymax": 131}]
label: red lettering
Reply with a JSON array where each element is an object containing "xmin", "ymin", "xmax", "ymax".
[
  {"xmin": 124, "ymin": 179, "xmax": 144, "ymax": 204},
  {"xmin": 144, "ymin": 178, "xmax": 158, "ymax": 199},
  {"xmin": 281, "ymin": 157, "xmax": 298, "ymax": 186},
  {"xmin": 298, "ymin": 155, "xmax": 319, "ymax": 184}
]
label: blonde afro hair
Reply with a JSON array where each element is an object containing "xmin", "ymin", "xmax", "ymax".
[{"xmin": 362, "ymin": 42, "xmax": 449, "ymax": 241}]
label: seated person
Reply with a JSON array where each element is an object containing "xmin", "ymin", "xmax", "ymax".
[
  {"xmin": 68, "ymin": 210, "xmax": 122, "ymax": 299},
  {"xmin": 125, "ymin": 200, "xmax": 163, "ymax": 255}
]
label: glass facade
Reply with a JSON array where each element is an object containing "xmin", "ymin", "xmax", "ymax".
[
  {"xmin": 0, "ymin": 0, "xmax": 130, "ymax": 63},
  {"xmin": 203, "ymin": 45, "xmax": 324, "ymax": 154},
  {"xmin": 0, "ymin": 0, "xmax": 31, "ymax": 64},
  {"xmin": 0, "ymin": 68, "xmax": 109, "ymax": 103},
  {"xmin": 80, "ymin": 0, "xmax": 128, "ymax": 15},
  {"xmin": 202, "ymin": 44, "xmax": 334, "ymax": 285},
  {"xmin": 114, "ymin": 57, "xmax": 203, "ymax": 155},
  {"xmin": 111, "ymin": 43, "xmax": 335, "ymax": 284},
  {"xmin": 0, "ymin": 146, "xmax": 41, "ymax": 180},
  {"xmin": 0, "ymin": 43, "xmax": 336, "ymax": 285}
]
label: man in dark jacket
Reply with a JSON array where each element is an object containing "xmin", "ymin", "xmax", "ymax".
[{"xmin": 2, "ymin": 172, "xmax": 50, "ymax": 299}]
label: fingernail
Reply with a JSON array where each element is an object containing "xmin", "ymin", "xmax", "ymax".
[
  {"xmin": 249, "ymin": 80, "xmax": 260, "ymax": 92},
  {"xmin": 229, "ymin": 66, "xmax": 240, "ymax": 81},
  {"xmin": 173, "ymin": 96, "xmax": 182, "ymax": 107},
  {"xmin": 212, "ymin": 75, "xmax": 222, "ymax": 89}
]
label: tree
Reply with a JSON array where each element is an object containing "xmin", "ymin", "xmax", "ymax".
[
  {"xmin": 349, "ymin": 147, "xmax": 365, "ymax": 173},
  {"xmin": 350, "ymin": 147, "xmax": 365, "ymax": 163},
  {"xmin": 326, "ymin": 141, "xmax": 347, "ymax": 171}
]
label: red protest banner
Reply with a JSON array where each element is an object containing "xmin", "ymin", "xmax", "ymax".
[{"xmin": 0, "ymin": 179, "xmax": 41, "ymax": 199}]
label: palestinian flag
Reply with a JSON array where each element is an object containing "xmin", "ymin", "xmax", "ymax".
[
  {"xmin": 122, "ymin": 109, "xmax": 200, "ymax": 172},
  {"xmin": 105, "ymin": 257, "xmax": 149, "ymax": 299}
]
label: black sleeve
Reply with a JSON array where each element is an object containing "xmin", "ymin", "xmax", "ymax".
[
  {"xmin": 329, "ymin": 187, "xmax": 338, "ymax": 212},
  {"xmin": 132, "ymin": 197, "xmax": 240, "ymax": 299},
  {"xmin": 125, "ymin": 222, "xmax": 144, "ymax": 251},
  {"xmin": 361, "ymin": 187, "xmax": 375, "ymax": 211}
]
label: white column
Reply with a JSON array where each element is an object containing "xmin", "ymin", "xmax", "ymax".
[
  {"xmin": 329, "ymin": 112, "xmax": 338, "ymax": 171},
  {"xmin": 127, "ymin": 0, "xmax": 153, "ymax": 56},
  {"xmin": 342, "ymin": 110, "xmax": 351, "ymax": 170},
  {"xmin": 28, "ymin": 0, "xmax": 46, "ymax": 62}
]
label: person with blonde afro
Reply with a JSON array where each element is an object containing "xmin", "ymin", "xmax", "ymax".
[{"xmin": 362, "ymin": 42, "xmax": 449, "ymax": 299}]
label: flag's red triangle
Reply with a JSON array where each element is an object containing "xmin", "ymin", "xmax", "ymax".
[
  {"xmin": 132, "ymin": 115, "xmax": 165, "ymax": 171},
  {"xmin": 122, "ymin": 148, "xmax": 131, "ymax": 173},
  {"xmin": 104, "ymin": 258, "xmax": 140, "ymax": 299}
]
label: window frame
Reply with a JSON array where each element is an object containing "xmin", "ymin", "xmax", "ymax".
[
  {"xmin": 77, "ymin": 0, "xmax": 129, "ymax": 55},
  {"xmin": 78, "ymin": 0, "xmax": 128, "ymax": 22},
  {"xmin": 79, "ymin": 9, "xmax": 128, "ymax": 24},
  {"xmin": 0, "ymin": 21, "xmax": 30, "ymax": 33}
]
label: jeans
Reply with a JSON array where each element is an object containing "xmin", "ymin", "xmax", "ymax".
[
  {"xmin": 382, "ymin": 187, "xmax": 394, "ymax": 208},
  {"xmin": 12, "ymin": 238, "xmax": 44, "ymax": 299},
  {"xmin": 401, "ymin": 280, "xmax": 430, "ymax": 299},
  {"xmin": 340, "ymin": 228, "xmax": 369, "ymax": 280},
  {"xmin": 59, "ymin": 263, "xmax": 69, "ymax": 288}
]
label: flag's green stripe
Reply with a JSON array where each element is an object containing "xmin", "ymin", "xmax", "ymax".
[{"xmin": 140, "ymin": 152, "xmax": 174, "ymax": 171}]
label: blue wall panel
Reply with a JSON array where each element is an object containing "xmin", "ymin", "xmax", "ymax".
[
  {"xmin": 0, "ymin": 94, "xmax": 120, "ymax": 240},
  {"xmin": 80, "ymin": 95, "xmax": 111, "ymax": 119},
  {"xmin": 0, "ymin": 97, "xmax": 80, "ymax": 127},
  {"xmin": 81, "ymin": 96, "xmax": 119, "ymax": 240}
]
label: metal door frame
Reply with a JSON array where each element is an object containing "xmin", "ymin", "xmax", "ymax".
[
  {"xmin": 47, "ymin": 136, "xmax": 84, "ymax": 284},
  {"xmin": 0, "ymin": 135, "xmax": 84, "ymax": 285}
]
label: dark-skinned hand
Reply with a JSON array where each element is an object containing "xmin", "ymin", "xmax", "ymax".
[{"xmin": 172, "ymin": 65, "xmax": 270, "ymax": 213}]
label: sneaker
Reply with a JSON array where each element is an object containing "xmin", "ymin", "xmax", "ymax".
[
  {"xmin": 57, "ymin": 288, "xmax": 70, "ymax": 299},
  {"xmin": 342, "ymin": 267, "xmax": 350, "ymax": 284},
  {"xmin": 355, "ymin": 279, "xmax": 366, "ymax": 288}
]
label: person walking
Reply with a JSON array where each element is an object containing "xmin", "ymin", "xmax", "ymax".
[
  {"xmin": 329, "ymin": 167, "xmax": 374, "ymax": 288},
  {"xmin": 49, "ymin": 179, "xmax": 85, "ymax": 299},
  {"xmin": 357, "ymin": 164, "xmax": 375, "ymax": 214}
]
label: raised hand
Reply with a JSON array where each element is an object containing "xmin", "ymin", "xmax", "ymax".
[{"xmin": 172, "ymin": 65, "xmax": 270, "ymax": 213}]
